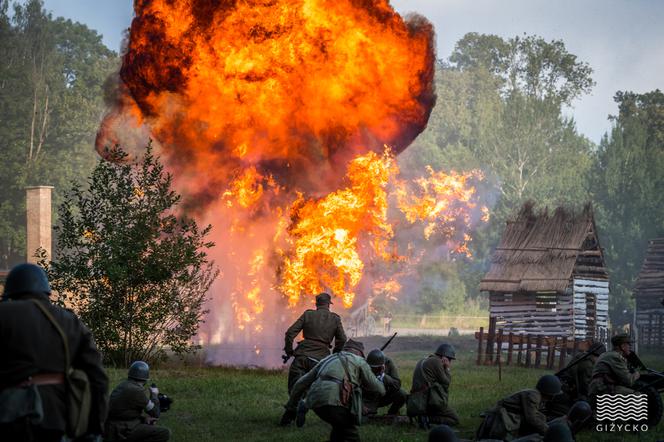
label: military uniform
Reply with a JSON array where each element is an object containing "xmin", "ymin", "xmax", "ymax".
[
  {"xmin": 105, "ymin": 379, "xmax": 170, "ymax": 442},
  {"xmin": 477, "ymin": 389, "xmax": 548, "ymax": 441},
  {"xmin": 409, "ymin": 354, "xmax": 459, "ymax": 426},
  {"xmin": 363, "ymin": 356, "xmax": 407, "ymax": 416},
  {"xmin": 285, "ymin": 346, "xmax": 385, "ymax": 441},
  {"xmin": 284, "ymin": 293, "xmax": 347, "ymax": 392},
  {"xmin": 0, "ymin": 264, "xmax": 109, "ymax": 442},
  {"xmin": 588, "ymin": 350, "xmax": 638, "ymax": 398}
]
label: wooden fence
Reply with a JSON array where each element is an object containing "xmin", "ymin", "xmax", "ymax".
[{"xmin": 475, "ymin": 317, "xmax": 610, "ymax": 370}]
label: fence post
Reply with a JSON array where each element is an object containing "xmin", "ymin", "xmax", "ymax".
[
  {"xmin": 558, "ymin": 336, "xmax": 568, "ymax": 370},
  {"xmin": 495, "ymin": 329, "xmax": 503, "ymax": 367},
  {"xmin": 517, "ymin": 333, "xmax": 524, "ymax": 366},
  {"xmin": 485, "ymin": 317, "xmax": 496, "ymax": 365},
  {"xmin": 572, "ymin": 338, "xmax": 579, "ymax": 357},
  {"xmin": 547, "ymin": 337, "xmax": 556, "ymax": 369},
  {"xmin": 525, "ymin": 334, "xmax": 533, "ymax": 368},
  {"xmin": 535, "ymin": 335, "xmax": 543, "ymax": 368},
  {"xmin": 507, "ymin": 332, "xmax": 514, "ymax": 366},
  {"xmin": 477, "ymin": 327, "xmax": 484, "ymax": 366}
]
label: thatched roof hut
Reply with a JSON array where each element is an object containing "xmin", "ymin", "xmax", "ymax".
[
  {"xmin": 481, "ymin": 203, "xmax": 609, "ymax": 340},
  {"xmin": 634, "ymin": 238, "xmax": 664, "ymax": 348}
]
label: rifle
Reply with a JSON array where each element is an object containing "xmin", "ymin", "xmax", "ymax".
[
  {"xmin": 555, "ymin": 350, "xmax": 594, "ymax": 377},
  {"xmin": 380, "ymin": 332, "xmax": 398, "ymax": 352}
]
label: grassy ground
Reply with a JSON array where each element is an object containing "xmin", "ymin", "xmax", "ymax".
[{"xmin": 109, "ymin": 336, "xmax": 664, "ymax": 441}]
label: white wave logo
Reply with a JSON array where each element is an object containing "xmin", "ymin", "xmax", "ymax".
[{"xmin": 596, "ymin": 394, "xmax": 648, "ymax": 421}]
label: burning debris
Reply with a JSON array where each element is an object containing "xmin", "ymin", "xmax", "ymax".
[{"xmin": 96, "ymin": 0, "xmax": 487, "ymax": 365}]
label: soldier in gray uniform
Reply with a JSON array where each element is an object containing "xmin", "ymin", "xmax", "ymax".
[
  {"xmin": 283, "ymin": 292, "xmax": 347, "ymax": 392},
  {"xmin": 281, "ymin": 339, "xmax": 385, "ymax": 441},
  {"xmin": 363, "ymin": 348, "xmax": 407, "ymax": 416},
  {"xmin": 105, "ymin": 361, "xmax": 170, "ymax": 442},
  {"xmin": 0, "ymin": 263, "xmax": 108, "ymax": 442}
]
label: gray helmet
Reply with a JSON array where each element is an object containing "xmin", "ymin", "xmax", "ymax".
[
  {"xmin": 428, "ymin": 424, "xmax": 459, "ymax": 442},
  {"xmin": 366, "ymin": 349, "xmax": 385, "ymax": 367},
  {"xmin": 567, "ymin": 400, "xmax": 592, "ymax": 431},
  {"xmin": 128, "ymin": 361, "xmax": 150, "ymax": 381},
  {"xmin": 536, "ymin": 374, "xmax": 562, "ymax": 396},
  {"xmin": 3, "ymin": 263, "xmax": 51, "ymax": 300},
  {"xmin": 543, "ymin": 422, "xmax": 573, "ymax": 442},
  {"xmin": 435, "ymin": 343, "xmax": 456, "ymax": 360}
]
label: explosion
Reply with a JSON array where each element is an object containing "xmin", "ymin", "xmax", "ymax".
[{"xmin": 97, "ymin": 0, "xmax": 487, "ymax": 366}]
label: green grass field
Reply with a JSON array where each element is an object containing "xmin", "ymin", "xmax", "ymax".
[{"xmin": 109, "ymin": 336, "xmax": 663, "ymax": 441}]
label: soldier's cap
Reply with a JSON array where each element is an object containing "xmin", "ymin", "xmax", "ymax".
[
  {"xmin": 315, "ymin": 292, "xmax": 333, "ymax": 305},
  {"xmin": 588, "ymin": 342, "xmax": 606, "ymax": 356},
  {"xmin": 610, "ymin": 334, "xmax": 633, "ymax": 347},
  {"xmin": 343, "ymin": 339, "xmax": 365, "ymax": 356}
]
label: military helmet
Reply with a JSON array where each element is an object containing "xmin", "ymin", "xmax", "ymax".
[
  {"xmin": 588, "ymin": 342, "xmax": 606, "ymax": 356},
  {"xmin": 536, "ymin": 374, "xmax": 562, "ymax": 396},
  {"xmin": 315, "ymin": 292, "xmax": 333, "ymax": 306},
  {"xmin": 435, "ymin": 343, "xmax": 456, "ymax": 360},
  {"xmin": 343, "ymin": 339, "xmax": 365, "ymax": 357},
  {"xmin": 543, "ymin": 422, "xmax": 573, "ymax": 442},
  {"xmin": 567, "ymin": 400, "xmax": 592, "ymax": 426},
  {"xmin": 610, "ymin": 334, "xmax": 632, "ymax": 347},
  {"xmin": 366, "ymin": 349, "xmax": 385, "ymax": 367},
  {"xmin": 128, "ymin": 360, "xmax": 150, "ymax": 381},
  {"xmin": 428, "ymin": 424, "xmax": 459, "ymax": 442},
  {"xmin": 2, "ymin": 263, "xmax": 51, "ymax": 300}
]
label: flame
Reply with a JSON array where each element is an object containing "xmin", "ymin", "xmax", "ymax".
[{"xmin": 94, "ymin": 0, "xmax": 490, "ymax": 366}]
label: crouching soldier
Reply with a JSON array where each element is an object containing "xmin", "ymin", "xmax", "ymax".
[
  {"xmin": 105, "ymin": 361, "xmax": 170, "ymax": 442},
  {"xmin": 407, "ymin": 343, "xmax": 459, "ymax": 426},
  {"xmin": 476, "ymin": 375, "xmax": 561, "ymax": 441},
  {"xmin": 363, "ymin": 349, "xmax": 408, "ymax": 417},
  {"xmin": 280, "ymin": 339, "xmax": 385, "ymax": 441},
  {"xmin": 588, "ymin": 334, "xmax": 639, "ymax": 406}
]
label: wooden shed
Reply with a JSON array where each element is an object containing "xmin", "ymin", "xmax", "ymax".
[
  {"xmin": 480, "ymin": 203, "xmax": 609, "ymax": 340},
  {"xmin": 634, "ymin": 238, "xmax": 664, "ymax": 348}
]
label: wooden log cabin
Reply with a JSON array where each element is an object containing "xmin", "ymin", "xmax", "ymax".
[
  {"xmin": 480, "ymin": 203, "xmax": 609, "ymax": 340},
  {"xmin": 634, "ymin": 238, "xmax": 664, "ymax": 348}
]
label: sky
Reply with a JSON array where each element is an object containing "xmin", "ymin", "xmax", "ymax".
[{"xmin": 42, "ymin": 0, "xmax": 664, "ymax": 144}]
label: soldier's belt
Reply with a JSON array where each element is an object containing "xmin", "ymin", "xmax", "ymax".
[{"xmin": 14, "ymin": 373, "xmax": 65, "ymax": 388}]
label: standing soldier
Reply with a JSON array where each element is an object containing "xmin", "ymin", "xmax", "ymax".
[
  {"xmin": 283, "ymin": 292, "xmax": 347, "ymax": 393},
  {"xmin": 280, "ymin": 339, "xmax": 385, "ymax": 441},
  {"xmin": 588, "ymin": 334, "xmax": 640, "ymax": 403},
  {"xmin": 407, "ymin": 343, "xmax": 459, "ymax": 426},
  {"xmin": 105, "ymin": 361, "xmax": 170, "ymax": 442},
  {"xmin": 0, "ymin": 263, "xmax": 109, "ymax": 442},
  {"xmin": 363, "ymin": 349, "xmax": 408, "ymax": 417},
  {"xmin": 476, "ymin": 374, "xmax": 561, "ymax": 440}
]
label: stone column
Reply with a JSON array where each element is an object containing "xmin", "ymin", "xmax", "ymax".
[{"xmin": 26, "ymin": 186, "xmax": 53, "ymax": 263}]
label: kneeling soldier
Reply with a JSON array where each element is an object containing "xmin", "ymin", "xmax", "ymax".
[
  {"xmin": 476, "ymin": 375, "xmax": 561, "ymax": 440},
  {"xmin": 105, "ymin": 361, "xmax": 170, "ymax": 442},
  {"xmin": 588, "ymin": 334, "xmax": 639, "ymax": 405},
  {"xmin": 281, "ymin": 339, "xmax": 385, "ymax": 441},
  {"xmin": 363, "ymin": 349, "xmax": 408, "ymax": 416},
  {"xmin": 407, "ymin": 343, "xmax": 459, "ymax": 426}
]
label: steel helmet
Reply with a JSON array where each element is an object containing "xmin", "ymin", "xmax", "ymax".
[
  {"xmin": 128, "ymin": 361, "xmax": 150, "ymax": 381},
  {"xmin": 536, "ymin": 374, "xmax": 562, "ymax": 396},
  {"xmin": 366, "ymin": 349, "xmax": 386, "ymax": 367},
  {"xmin": 567, "ymin": 400, "xmax": 592, "ymax": 429},
  {"xmin": 435, "ymin": 343, "xmax": 456, "ymax": 360},
  {"xmin": 3, "ymin": 263, "xmax": 51, "ymax": 300},
  {"xmin": 543, "ymin": 422, "xmax": 573, "ymax": 442}
]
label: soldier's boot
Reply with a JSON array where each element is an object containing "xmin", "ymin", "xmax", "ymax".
[
  {"xmin": 296, "ymin": 399, "xmax": 308, "ymax": 428},
  {"xmin": 279, "ymin": 407, "xmax": 296, "ymax": 426}
]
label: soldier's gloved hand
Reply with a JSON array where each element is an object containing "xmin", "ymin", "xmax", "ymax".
[
  {"xmin": 279, "ymin": 407, "xmax": 296, "ymax": 426},
  {"xmin": 150, "ymin": 386, "xmax": 159, "ymax": 396}
]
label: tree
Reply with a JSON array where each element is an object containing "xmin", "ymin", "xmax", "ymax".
[
  {"xmin": 593, "ymin": 90, "xmax": 664, "ymax": 323},
  {"xmin": 0, "ymin": 0, "xmax": 117, "ymax": 267},
  {"xmin": 41, "ymin": 145, "xmax": 218, "ymax": 364}
]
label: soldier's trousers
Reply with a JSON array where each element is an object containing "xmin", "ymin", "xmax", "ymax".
[
  {"xmin": 125, "ymin": 424, "xmax": 171, "ymax": 442},
  {"xmin": 287, "ymin": 356, "xmax": 318, "ymax": 393},
  {"xmin": 428, "ymin": 406, "xmax": 460, "ymax": 426},
  {"xmin": 364, "ymin": 387, "xmax": 408, "ymax": 415},
  {"xmin": 314, "ymin": 405, "xmax": 360, "ymax": 442}
]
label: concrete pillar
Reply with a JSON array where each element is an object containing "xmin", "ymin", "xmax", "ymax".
[{"xmin": 26, "ymin": 186, "xmax": 53, "ymax": 263}]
